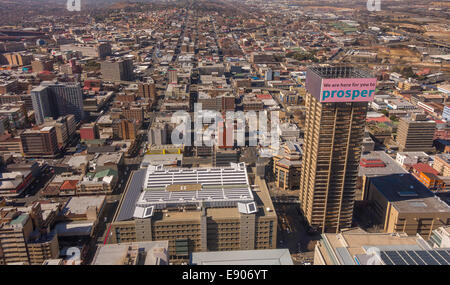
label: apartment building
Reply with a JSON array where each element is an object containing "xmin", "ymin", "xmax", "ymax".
[
  {"xmin": 20, "ymin": 126, "xmax": 59, "ymax": 158},
  {"xmin": 31, "ymin": 82, "xmax": 84, "ymax": 125},
  {"xmin": 433, "ymin": 153, "xmax": 450, "ymax": 176},
  {"xmin": 0, "ymin": 203, "xmax": 59, "ymax": 265}
]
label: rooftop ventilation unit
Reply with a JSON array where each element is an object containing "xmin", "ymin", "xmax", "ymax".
[{"xmin": 238, "ymin": 202, "xmax": 258, "ymax": 214}]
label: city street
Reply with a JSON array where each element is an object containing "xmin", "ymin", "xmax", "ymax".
[{"xmin": 275, "ymin": 203, "xmax": 321, "ymax": 265}]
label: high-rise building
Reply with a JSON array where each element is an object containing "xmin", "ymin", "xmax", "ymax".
[
  {"xmin": 101, "ymin": 59, "xmax": 134, "ymax": 82},
  {"xmin": 396, "ymin": 113, "xmax": 436, "ymax": 152},
  {"xmin": 112, "ymin": 119, "xmax": 137, "ymax": 141},
  {"xmin": 0, "ymin": 203, "xmax": 60, "ymax": 265},
  {"xmin": 20, "ymin": 126, "xmax": 59, "ymax": 157},
  {"xmin": 31, "ymin": 82, "xmax": 84, "ymax": 125},
  {"xmin": 168, "ymin": 68, "xmax": 178, "ymax": 84},
  {"xmin": 299, "ymin": 66, "xmax": 377, "ymax": 233},
  {"xmin": 42, "ymin": 115, "xmax": 77, "ymax": 149},
  {"xmin": 138, "ymin": 78, "xmax": 156, "ymax": 100}
]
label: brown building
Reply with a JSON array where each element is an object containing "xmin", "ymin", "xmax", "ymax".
[
  {"xmin": 113, "ymin": 119, "xmax": 137, "ymax": 141},
  {"xmin": 122, "ymin": 107, "xmax": 144, "ymax": 123},
  {"xmin": 273, "ymin": 142, "xmax": 302, "ymax": 191},
  {"xmin": 0, "ymin": 133, "xmax": 22, "ymax": 156},
  {"xmin": 0, "ymin": 80, "xmax": 18, "ymax": 95},
  {"xmin": 3, "ymin": 53, "xmax": 33, "ymax": 67},
  {"xmin": 138, "ymin": 79, "xmax": 156, "ymax": 101},
  {"xmin": 42, "ymin": 115, "xmax": 77, "ymax": 149},
  {"xmin": 109, "ymin": 163, "xmax": 277, "ymax": 261},
  {"xmin": 433, "ymin": 153, "xmax": 450, "ymax": 176},
  {"xmin": 20, "ymin": 126, "xmax": 59, "ymax": 157},
  {"xmin": 396, "ymin": 113, "xmax": 436, "ymax": 152},
  {"xmin": 299, "ymin": 67, "xmax": 373, "ymax": 233},
  {"xmin": 31, "ymin": 59, "xmax": 54, "ymax": 73}
]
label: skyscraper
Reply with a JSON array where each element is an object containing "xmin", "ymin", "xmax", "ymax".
[
  {"xmin": 101, "ymin": 59, "xmax": 134, "ymax": 82},
  {"xmin": 168, "ymin": 67, "xmax": 178, "ymax": 84},
  {"xmin": 299, "ymin": 66, "xmax": 377, "ymax": 233},
  {"xmin": 31, "ymin": 82, "xmax": 84, "ymax": 125}
]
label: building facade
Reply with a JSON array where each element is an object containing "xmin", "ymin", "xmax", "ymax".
[
  {"xmin": 299, "ymin": 66, "xmax": 376, "ymax": 233},
  {"xmin": 31, "ymin": 82, "xmax": 84, "ymax": 125},
  {"xmin": 109, "ymin": 163, "xmax": 277, "ymax": 261}
]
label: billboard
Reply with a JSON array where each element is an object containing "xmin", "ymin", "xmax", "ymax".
[{"xmin": 320, "ymin": 78, "xmax": 377, "ymax": 103}]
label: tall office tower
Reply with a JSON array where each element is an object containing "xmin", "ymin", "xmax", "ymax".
[
  {"xmin": 101, "ymin": 59, "xmax": 134, "ymax": 82},
  {"xmin": 138, "ymin": 77, "xmax": 156, "ymax": 100},
  {"xmin": 31, "ymin": 82, "xmax": 84, "ymax": 125},
  {"xmin": 168, "ymin": 68, "xmax": 178, "ymax": 84},
  {"xmin": 299, "ymin": 66, "xmax": 377, "ymax": 233},
  {"xmin": 396, "ymin": 113, "xmax": 436, "ymax": 152}
]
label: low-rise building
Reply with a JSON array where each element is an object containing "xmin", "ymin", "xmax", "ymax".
[
  {"xmin": 314, "ymin": 228, "xmax": 449, "ymax": 265},
  {"xmin": 109, "ymin": 163, "xmax": 277, "ymax": 262},
  {"xmin": 91, "ymin": 241, "xmax": 169, "ymax": 265},
  {"xmin": 364, "ymin": 174, "xmax": 450, "ymax": 238}
]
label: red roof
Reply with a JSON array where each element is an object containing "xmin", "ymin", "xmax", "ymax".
[
  {"xmin": 256, "ymin": 94, "xmax": 272, "ymax": 100},
  {"xmin": 366, "ymin": 116, "xmax": 390, "ymax": 123},
  {"xmin": 360, "ymin": 158, "xmax": 386, "ymax": 168},
  {"xmin": 412, "ymin": 163, "xmax": 439, "ymax": 176},
  {"xmin": 60, "ymin": 180, "xmax": 78, "ymax": 191}
]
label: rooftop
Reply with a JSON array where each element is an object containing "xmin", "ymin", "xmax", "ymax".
[
  {"xmin": 191, "ymin": 249, "xmax": 293, "ymax": 265},
  {"xmin": 369, "ymin": 174, "xmax": 450, "ymax": 214},
  {"xmin": 359, "ymin": 151, "xmax": 407, "ymax": 177},
  {"xmin": 62, "ymin": 196, "xmax": 106, "ymax": 216},
  {"xmin": 136, "ymin": 163, "xmax": 253, "ymax": 210},
  {"xmin": 92, "ymin": 241, "xmax": 169, "ymax": 265},
  {"xmin": 308, "ymin": 66, "xmax": 374, "ymax": 79}
]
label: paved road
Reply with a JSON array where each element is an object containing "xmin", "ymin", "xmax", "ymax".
[{"xmin": 275, "ymin": 204, "xmax": 321, "ymax": 264}]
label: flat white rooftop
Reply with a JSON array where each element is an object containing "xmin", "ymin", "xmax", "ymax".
[
  {"xmin": 135, "ymin": 163, "xmax": 253, "ymax": 210},
  {"xmin": 191, "ymin": 249, "xmax": 293, "ymax": 265}
]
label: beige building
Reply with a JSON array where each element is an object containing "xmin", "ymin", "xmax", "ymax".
[
  {"xmin": 92, "ymin": 241, "xmax": 169, "ymax": 265},
  {"xmin": 364, "ymin": 174, "xmax": 450, "ymax": 238},
  {"xmin": 396, "ymin": 113, "xmax": 436, "ymax": 152},
  {"xmin": 433, "ymin": 153, "xmax": 450, "ymax": 176},
  {"xmin": 273, "ymin": 142, "xmax": 302, "ymax": 191},
  {"xmin": 299, "ymin": 67, "xmax": 375, "ymax": 234},
  {"xmin": 314, "ymin": 228, "xmax": 447, "ymax": 265},
  {"xmin": 0, "ymin": 203, "xmax": 60, "ymax": 265},
  {"xmin": 109, "ymin": 163, "xmax": 277, "ymax": 261},
  {"xmin": 300, "ymin": 92, "xmax": 367, "ymax": 233}
]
